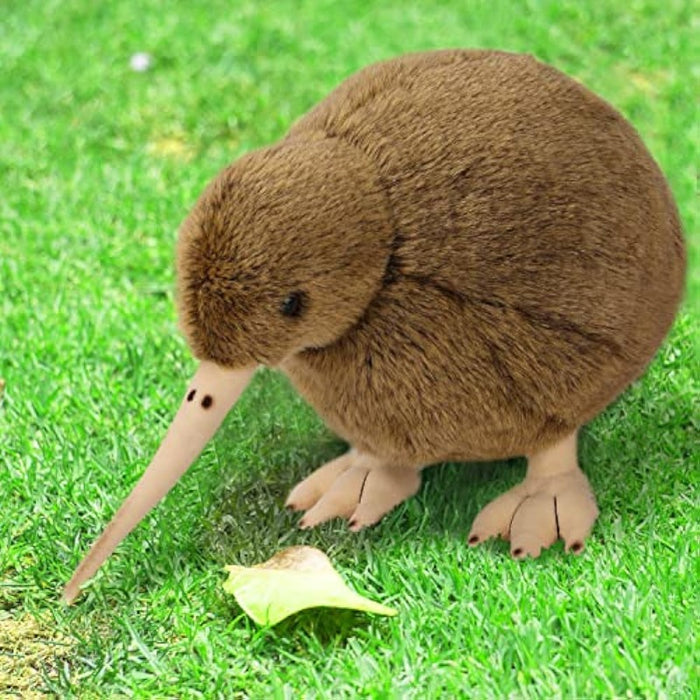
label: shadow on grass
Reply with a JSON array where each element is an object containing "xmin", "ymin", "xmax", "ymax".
[{"xmin": 189, "ymin": 429, "xmax": 525, "ymax": 573}]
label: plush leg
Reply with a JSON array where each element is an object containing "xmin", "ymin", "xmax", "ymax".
[
  {"xmin": 286, "ymin": 450, "xmax": 422, "ymax": 531},
  {"xmin": 468, "ymin": 430, "xmax": 599, "ymax": 558}
]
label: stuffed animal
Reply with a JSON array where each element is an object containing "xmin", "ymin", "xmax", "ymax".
[{"xmin": 63, "ymin": 49, "xmax": 685, "ymax": 603}]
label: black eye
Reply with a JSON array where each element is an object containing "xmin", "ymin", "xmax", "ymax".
[{"xmin": 280, "ymin": 291, "xmax": 305, "ymax": 318}]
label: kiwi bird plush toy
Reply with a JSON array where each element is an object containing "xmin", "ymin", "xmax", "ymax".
[{"xmin": 63, "ymin": 49, "xmax": 685, "ymax": 603}]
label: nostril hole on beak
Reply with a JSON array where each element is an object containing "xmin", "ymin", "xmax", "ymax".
[
  {"xmin": 201, "ymin": 395, "xmax": 213, "ymax": 409},
  {"xmin": 187, "ymin": 389, "xmax": 196, "ymax": 402}
]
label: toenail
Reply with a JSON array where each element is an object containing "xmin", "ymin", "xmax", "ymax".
[
  {"xmin": 348, "ymin": 518, "xmax": 357, "ymax": 529},
  {"xmin": 512, "ymin": 547, "xmax": 523, "ymax": 557},
  {"xmin": 570, "ymin": 542, "xmax": 583, "ymax": 553},
  {"xmin": 468, "ymin": 535, "xmax": 479, "ymax": 545}
]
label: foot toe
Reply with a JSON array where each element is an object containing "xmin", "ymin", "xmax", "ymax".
[
  {"xmin": 510, "ymin": 536, "xmax": 543, "ymax": 560},
  {"xmin": 508, "ymin": 492, "xmax": 558, "ymax": 559},
  {"xmin": 556, "ymin": 483, "xmax": 599, "ymax": 553},
  {"xmin": 468, "ymin": 486, "xmax": 526, "ymax": 545},
  {"xmin": 346, "ymin": 504, "xmax": 381, "ymax": 532},
  {"xmin": 296, "ymin": 466, "xmax": 368, "ymax": 529},
  {"xmin": 347, "ymin": 516, "xmax": 364, "ymax": 532},
  {"xmin": 285, "ymin": 483, "xmax": 317, "ymax": 512},
  {"xmin": 348, "ymin": 466, "xmax": 421, "ymax": 532}
]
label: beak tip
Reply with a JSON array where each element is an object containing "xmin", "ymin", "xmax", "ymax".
[
  {"xmin": 62, "ymin": 575, "xmax": 83, "ymax": 606},
  {"xmin": 61, "ymin": 588, "xmax": 77, "ymax": 606}
]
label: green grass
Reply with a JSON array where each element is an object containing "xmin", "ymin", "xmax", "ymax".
[{"xmin": 1, "ymin": 0, "xmax": 698, "ymax": 697}]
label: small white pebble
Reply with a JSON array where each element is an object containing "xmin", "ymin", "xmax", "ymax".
[{"xmin": 129, "ymin": 52, "xmax": 152, "ymax": 72}]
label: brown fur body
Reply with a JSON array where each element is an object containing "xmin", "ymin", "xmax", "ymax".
[{"xmin": 177, "ymin": 50, "xmax": 685, "ymax": 467}]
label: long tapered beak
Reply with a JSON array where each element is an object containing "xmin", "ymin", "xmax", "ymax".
[{"xmin": 62, "ymin": 361, "xmax": 256, "ymax": 605}]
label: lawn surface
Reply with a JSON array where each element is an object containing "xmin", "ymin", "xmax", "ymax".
[{"xmin": 1, "ymin": 0, "xmax": 698, "ymax": 697}]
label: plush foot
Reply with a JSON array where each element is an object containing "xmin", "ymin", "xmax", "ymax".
[
  {"xmin": 286, "ymin": 450, "xmax": 421, "ymax": 531},
  {"xmin": 468, "ymin": 430, "xmax": 599, "ymax": 558}
]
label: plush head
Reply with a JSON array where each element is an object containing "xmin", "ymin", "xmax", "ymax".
[
  {"xmin": 176, "ymin": 137, "xmax": 394, "ymax": 368},
  {"xmin": 62, "ymin": 136, "xmax": 395, "ymax": 604}
]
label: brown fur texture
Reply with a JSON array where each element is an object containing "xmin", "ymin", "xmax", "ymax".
[{"xmin": 177, "ymin": 49, "xmax": 685, "ymax": 467}]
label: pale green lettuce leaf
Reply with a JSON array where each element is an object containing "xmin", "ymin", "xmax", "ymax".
[{"xmin": 223, "ymin": 546, "xmax": 397, "ymax": 626}]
